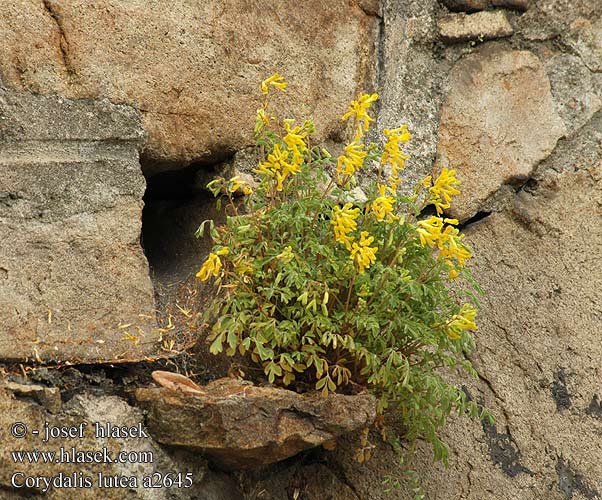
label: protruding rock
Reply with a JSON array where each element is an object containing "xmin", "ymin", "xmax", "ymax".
[
  {"xmin": 135, "ymin": 377, "xmax": 377, "ymax": 469},
  {"xmin": 436, "ymin": 47, "xmax": 565, "ymax": 221},
  {"xmin": 438, "ymin": 11, "xmax": 514, "ymax": 44},
  {"xmin": 3, "ymin": 381, "xmax": 61, "ymax": 414}
]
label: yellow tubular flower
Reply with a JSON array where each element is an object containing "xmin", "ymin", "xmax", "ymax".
[
  {"xmin": 255, "ymin": 143, "xmax": 301, "ymax": 191},
  {"xmin": 382, "ymin": 126, "xmax": 411, "ymax": 172},
  {"xmin": 420, "ymin": 175, "xmax": 432, "ymax": 188},
  {"xmin": 337, "ymin": 140, "xmax": 367, "ymax": 177},
  {"xmin": 283, "ymin": 121, "xmax": 308, "ymax": 159},
  {"xmin": 416, "ymin": 216, "xmax": 444, "ymax": 248},
  {"xmin": 261, "ymin": 73, "xmax": 287, "ymax": 95},
  {"xmin": 447, "ymin": 304, "xmax": 478, "ymax": 339},
  {"xmin": 350, "ymin": 231, "xmax": 378, "ymax": 274},
  {"xmin": 331, "ymin": 203, "xmax": 360, "ymax": 250},
  {"xmin": 228, "ymin": 176, "xmax": 252, "ymax": 195},
  {"xmin": 196, "ymin": 252, "xmax": 223, "ymax": 281},
  {"xmin": 341, "ymin": 93, "xmax": 379, "ymax": 138},
  {"xmin": 371, "ymin": 184, "xmax": 396, "ymax": 222},
  {"xmin": 438, "ymin": 225, "xmax": 471, "ymax": 267},
  {"xmin": 430, "ymin": 168, "xmax": 462, "ymax": 215}
]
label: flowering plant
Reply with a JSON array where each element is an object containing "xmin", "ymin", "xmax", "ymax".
[{"xmin": 196, "ymin": 73, "xmax": 486, "ymax": 469}]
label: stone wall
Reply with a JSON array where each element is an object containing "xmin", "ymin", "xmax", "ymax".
[{"xmin": 1, "ymin": 0, "xmax": 601, "ymax": 498}]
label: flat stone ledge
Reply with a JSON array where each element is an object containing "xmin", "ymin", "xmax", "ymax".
[{"xmin": 135, "ymin": 377, "xmax": 377, "ymax": 470}]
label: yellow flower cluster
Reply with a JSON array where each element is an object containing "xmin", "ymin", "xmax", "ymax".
[
  {"xmin": 256, "ymin": 143, "xmax": 302, "ymax": 191},
  {"xmin": 255, "ymin": 75, "xmax": 308, "ymax": 192},
  {"xmin": 331, "ymin": 203, "xmax": 360, "ymax": 250},
  {"xmin": 350, "ymin": 231, "xmax": 378, "ymax": 274},
  {"xmin": 337, "ymin": 140, "xmax": 366, "ymax": 177},
  {"xmin": 261, "ymin": 73, "xmax": 287, "ymax": 95},
  {"xmin": 429, "ymin": 168, "xmax": 462, "ymax": 215},
  {"xmin": 336, "ymin": 93, "xmax": 378, "ymax": 182},
  {"xmin": 342, "ymin": 93, "xmax": 379, "ymax": 139},
  {"xmin": 382, "ymin": 126, "xmax": 411, "ymax": 191},
  {"xmin": 283, "ymin": 121, "xmax": 308, "ymax": 159},
  {"xmin": 416, "ymin": 216, "xmax": 471, "ymax": 278},
  {"xmin": 196, "ymin": 247, "xmax": 229, "ymax": 281},
  {"xmin": 446, "ymin": 304, "xmax": 477, "ymax": 339},
  {"xmin": 370, "ymin": 184, "xmax": 396, "ymax": 222}
]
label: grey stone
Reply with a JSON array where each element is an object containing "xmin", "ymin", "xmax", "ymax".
[
  {"xmin": 438, "ymin": 11, "xmax": 514, "ymax": 44},
  {"xmin": 375, "ymin": 0, "xmax": 443, "ymax": 194},
  {"xmin": 566, "ymin": 17, "xmax": 602, "ymax": 73},
  {"xmin": 544, "ymin": 53, "xmax": 602, "ymax": 136},
  {"xmin": 0, "ymin": 86, "xmax": 157, "ymax": 362},
  {"xmin": 3, "ymin": 381, "xmax": 61, "ymax": 413}
]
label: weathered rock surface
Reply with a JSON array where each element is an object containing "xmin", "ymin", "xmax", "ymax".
[
  {"xmin": 441, "ymin": 0, "xmax": 530, "ymax": 12},
  {"xmin": 517, "ymin": 0, "xmax": 601, "ymax": 42},
  {"xmin": 0, "ymin": 86, "xmax": 157, "ymax": 362},
  {"xmin": 0, "ymin": 388, "xmax": 241, "ymax": 499},
  {"xmin": 567, "ymin": 17, "xmax": 602, "ymax": 73},
  {"xmin": 436, "ymin": 46, "xmax": 565, "ymax": 221},
  {"xmin": 0, "ymin": 0, "xmax": 377, "ymax": 174},
  {"xmin": 135, "ymin": 377, "xmax": 376, "ymax": 470},
  {"xmin": 544, "ymin": 53, "xmax": 602, "ymax": 137},
  {"xmin": 438, "ymin": 11, "xmax": 514, "ymax": 43},
  {"xmin": 456, "ymin": 163, "xmax": 602, "ymax": 499}
]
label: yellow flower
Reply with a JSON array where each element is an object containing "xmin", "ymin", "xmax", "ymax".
[
  {"xmin": 447, "ymin": 304, "xmax": 477, "ymax": 339},
  {"xmin": 331, "ymin": 203, "xmax": 360, "ymax": 250},
  {"xmin": 342, "ymin": 93, "xmax": 379, "ymax": 138},
  {"xmin": 254, "ymin": 108, "xmax": 270, "ymax": 136},
  {"xmin": 416, "ymin": 216, "xmax": 444, "ymax": 248},
  {"xmin": 419, "ymin": 175, "xmax": 432, "ymax": 188},
  {"xmin": 430, "ymin": 168, "xmax": 462, "ymax": 215},
  {"xmin": 228, "ymin": 176, "xmax": 253, "ymax": 195},
  {"xmin": 438, "ymin": 224, "xmax": 471, "ymax": 267},
  {"xmin": 382, "ymin": 126, "xmax": 411, "ymax": 169},
  {"xmin": 276, "ymin": 246, "xmax": 295, "ymax": 264},
  {"xmin": 350, "ymin": 231, "xmax": 378, "ymax": 274},
  {"xmin": 256, "ymin": 143, "xmax": 301, "ymax": 191},
  {"xmin": 261, "ymin": 73, "xmax": 287, "ymax": 95},
  {"xmin": 283, "ymin": 121, "xmax": 308, "ymax": 159},
  {"xmin": 196, "ymin": 252, "xmax": 224, "ymax": 281},
  {"xmin": 337, "ymin": 140, "xmax": 366, "ymax": 177},
  {"xmin": 370, "ymin": 184, "xmax": 396, "ymax": 222}
]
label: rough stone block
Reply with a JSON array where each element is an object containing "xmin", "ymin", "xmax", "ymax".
[
  {"xmin": 438, "ymin": 11, "xmax": 514, "ymax": 43},
  {"xmin": 0, "ymin": 87, "xmax": 158, "ymax": 362}
]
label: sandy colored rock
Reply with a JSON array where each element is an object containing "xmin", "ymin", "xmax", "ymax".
[
  {"xmin": 436, "ymin": 46, "xmax": 565, "ymax": 221},
  {"xmin": 0, "ymin": 86, "xmax": 157, "ymax": 363},
  {"xmin": 438, "ymin": 11, "xmax": 514, "ymax": 43},
  {"xmin": 135, "ymin": 378, "xmax": 376, "ymax": 470},
  {"xmin": 0, "ymin": 0, "xmax": 377, "ymax": 175}
]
